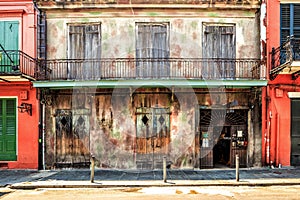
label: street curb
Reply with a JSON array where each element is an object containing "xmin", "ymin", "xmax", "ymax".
[{"xmin": 9, "ymin": 179, "xmax": 300, "ymax": 189}]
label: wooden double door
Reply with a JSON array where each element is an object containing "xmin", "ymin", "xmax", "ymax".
[
  {"xmin": 135, "ymin": 107, "xmax": 170, "ymax": 169},
  {"xmin": 55, "ymin": 109, "xmax": 90, "ymax": 168}
]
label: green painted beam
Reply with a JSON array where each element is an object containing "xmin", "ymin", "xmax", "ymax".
[{"xmin": 33, "ymin": 79, "xmax": 267, "ymax": 89}]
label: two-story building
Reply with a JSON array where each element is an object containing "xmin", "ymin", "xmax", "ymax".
[
  {"xmin": 34, "ymin": 0, "xmax": 266, "ymax": 170},
  {"xmin": 0, "ymin": 0, "xmax": 39, "ymax": 169},
  {"xmin": 264, "ymin": 1, "xmax": 300, "ymax": 167}
]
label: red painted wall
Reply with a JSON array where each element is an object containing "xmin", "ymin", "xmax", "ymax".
[
  {"xmin": 0, "ymin": 82, "xmax": 39, "ymax": 169},
  {"xmin": 0, "ymin": 1, "xmax": 38, "ymax": 169},
  {"xmin": 264, "ymin": 0, "xmax": 300, "ymax": 167}
]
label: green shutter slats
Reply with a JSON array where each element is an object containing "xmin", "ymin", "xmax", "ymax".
[
  {"xmin": 0, "ymin": 99, "xmax": 17, "ymax": 161},
  {"xmin": 6, "ymin": 100, "xmax": 16, "ymax": 116}
]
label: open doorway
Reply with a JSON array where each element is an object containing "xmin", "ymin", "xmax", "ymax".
[
  {"xmin": 213, "ymin": 126, "xmax": 231, "ymax": 168},
  {"xmin": 198, "ymin": 108, "xmax": 248, "ymax": 169}
]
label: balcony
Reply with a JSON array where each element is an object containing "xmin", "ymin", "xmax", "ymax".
[
  {"xmin": 36, "ymin": 58, "xmax": 263, "ymax": 81},
  {"xmin": 270, "ymin": 36, "xmax": 300, "ymax": 80},
  {"xmin": 0, "ymin": 50, "xmax": 37, "ymax": 82}
]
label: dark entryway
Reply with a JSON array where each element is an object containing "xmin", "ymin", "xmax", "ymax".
[
  {"xmin": 198, "ymin": 108, "xmax": 248, "ymax": 168},
  {"xmin": 213, "ymin": 126, "xmax": 231, "ymax": 167},
  {"xmin": 291, "ymin": 99, "xmax": 300, "ymax": 166}
]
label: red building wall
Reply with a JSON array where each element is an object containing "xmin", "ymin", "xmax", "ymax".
[
  {"xmin": 0, "ymin": 82, "xmax": 39, "ymax": 169},
  {"xmin": 0, "ymin": 0, "xmax": 39, "ymax": 169},
  {"xmin": 263, "ymin": 0, "xmax": 300, "ymax": 167}
]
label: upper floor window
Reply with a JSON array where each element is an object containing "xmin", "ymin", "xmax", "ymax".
[
  {"xmin": 68, "ymin": 23, "xmax": 101, "ymax": 59},
  {"xmin": 136, "ymin": 23, "xmax": 170, "ymax": 78},
  {"xmin": 0, "ymin": 21, "xmax": 19, "ymax": 72},
  {"xmin": 67, "ymin": 23, "xmax": 101, "ymax": 79},
  {"xmin": 280, "ymin": 4, "xmax": 300, "ymax": 44},
  {"xmin": 202, "ymin": 23, "xmax": 236, "ymax": 79}
]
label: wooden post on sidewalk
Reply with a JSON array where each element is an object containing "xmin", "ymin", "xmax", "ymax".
[
  {"xmin": 90, "ymin": 155, "xmax": 95, "ymax": 183},
  {"xmin": 163, "ymin": 156, "xmax": 167, "ymax": 183},
  {"xmin": 236, "ymin": 154, "xmax": 239, "ymax": 182}
]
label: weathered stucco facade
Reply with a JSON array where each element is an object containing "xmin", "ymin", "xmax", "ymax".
[
  {"xmin": 45, "ymin": 9, "xmax": 260, "ymax": 60},
  {"xmin": 43, "ymin": 87, "xmax": 261, "ymax": 169},
  {"xmin": 34, "ymin": 1, "xmax": 265, "ymax": 169}
]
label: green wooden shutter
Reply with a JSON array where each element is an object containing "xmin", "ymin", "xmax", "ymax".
[
  {"xmin": 0, "ymin": 99, "xmax": 17, "ymax": 161},
  {"xmin": 0, "ymin": 21, "xmax": 19, "ymax": 72}
]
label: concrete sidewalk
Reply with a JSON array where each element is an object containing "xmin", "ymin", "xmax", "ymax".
[
  {"xmin": 1, "ymin": 167, "xmax": 300, "ymax": 189},
  {"xmin": 10, "ymin": 178, "xmax": 300, "ymax": 189}
]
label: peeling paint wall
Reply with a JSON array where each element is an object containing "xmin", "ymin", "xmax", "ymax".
[
  {"xmin": 44, "ymin": 88, "xmax": 258, "ymax": 169},
  {"xmin": 42, "ymin": 7, "xmax": 261, "ymax": 169},
  {"xmin": 46, "ymin": 9, "xmax": 260, "ymax": 60}
]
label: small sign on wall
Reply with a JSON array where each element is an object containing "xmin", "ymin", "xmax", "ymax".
[
  {"xmin": 20, "ymin": 91, "xmax": 28, "ymax": 100},
  {"xmin": 237, "ymin": 130, "xmax": 243, "ymax": 137},
  {"xmin": 275, "ymin": 88, "xmax": 283, "ymax": 98}
]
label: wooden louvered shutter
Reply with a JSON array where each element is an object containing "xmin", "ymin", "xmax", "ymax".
[
  {"xmin": 0, "ymin": 21, "xmax": 19, "ymax": 72},
  {"xmin": 280, "ymin": 4, "xmax": 290, "ymax": 44},
  {"xmin": 0, "ymin": 99, "xmax": 17, "ymax": 161},
  {"xmin": 280, "ymin": 4, "xmax": 300, "ymax": 43},
  {"xmin": 136, "ymin": 23, "xmax": 169, "ymax": 78},
  {"xmin": 202, "ymin": 24, "xmax": 236, "ymax": 78},
  {"xmin": 68, "ymin": 24, "xmax": 101, "ymax": 79}
]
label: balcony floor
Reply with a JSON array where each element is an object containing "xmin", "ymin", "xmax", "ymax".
[{"xmin": 0, "ymin": 75, "xmax": 33, "ymax": 82}]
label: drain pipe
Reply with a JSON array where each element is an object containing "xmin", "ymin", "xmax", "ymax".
[{"xmin": 42, "ymin": 102, "xmax": 46, "ymax": 170}]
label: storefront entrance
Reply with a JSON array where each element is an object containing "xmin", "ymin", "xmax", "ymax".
[{"xmin": 198, "ymin": 108, "xmax": 248, "ymax": 168}]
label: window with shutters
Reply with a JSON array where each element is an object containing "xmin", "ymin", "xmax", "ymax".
[
  {"xmin": 68, "ymin": 23, "xmax": 101, "ymax": 80},
  {"xmin": 0, "ymin": 21, "xmax": 19, "ymax": 72},
  {"xmin": 0, "ymin": 99, "xmax": 17, "ymax": 161},
  {"xmin": 202, "ymin": 24, "xmax": 236, "ymax": 79},
  {"xmin": 280, "ymin": 4, "xmax": 300, "ymax": 44},
  {"xmin": 136, "ymin": 23, "xmax": 170, "ymax": 78}
]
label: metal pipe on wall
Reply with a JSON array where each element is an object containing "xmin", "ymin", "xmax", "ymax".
[
  {"xmin": 42, "ymin": 102, "xmax": 45, "ymax": 170},
  {"xmin": 276, "ymin": 113, "xmax": 280, "ymax": 167}
]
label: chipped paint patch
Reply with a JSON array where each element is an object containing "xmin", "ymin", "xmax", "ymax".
[
  {"xmin": 89, "ymin": 11, "xmax": 102, "ymax": 15},
  {"xmin": 147, "ymin": 12, "xmax": 159, "ymax": 16},
  {"xmin": 208, "ymin": 13, "xmax": 219, "ymax": 17}
]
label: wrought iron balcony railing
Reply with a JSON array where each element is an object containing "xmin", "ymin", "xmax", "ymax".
[
  {"xmin": 37, "ymin": 58, "xmax": 263, "ymax": 81},
  {"xmin": 0, "ymin": 50, "xmax": 37, "ymax": 79},
  {"xmin": 270, "ymin": 36, "xmax": 300, "ymax": 80}
]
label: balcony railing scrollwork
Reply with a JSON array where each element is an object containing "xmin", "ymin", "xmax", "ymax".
[
  {"xmin": 270, "ymin": 36, "xmax": 300, "ymax": 80},
  {"xmin": 0, "ymin": 50, "xmax": 38, "ymax": 80},
  {"xmin": 36, "ymin": 58, "xmax": 263, "ymax": 81}
]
